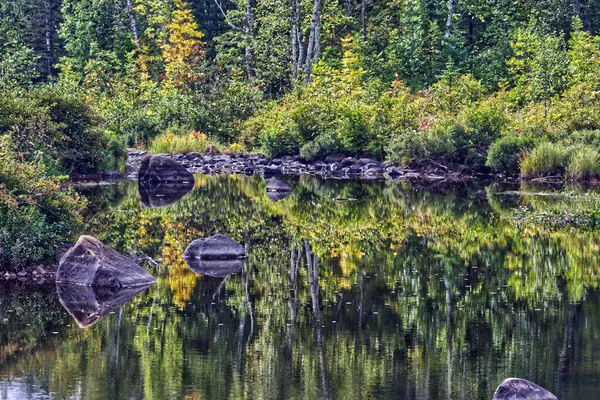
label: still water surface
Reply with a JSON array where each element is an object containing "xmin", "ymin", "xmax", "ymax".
[{"xmin": 1, "ymin": 175, "xmax": 600, "ymax": 399}]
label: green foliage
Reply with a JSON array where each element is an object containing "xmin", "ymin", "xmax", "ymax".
[
  {"xmin": 0, "ymin": 136, "xmax": 86, "ymax": 268},
  {"xmin": 0, "ymin": 87, "xmax": 125, "ymax": 174},
  {"xmin": 486, "ymin": 135, "xmax": 536, "ymax": 174},
  {"xmin": 149, "ymin": 130, "xmax": 214, "ymax": 154},
  {"xmin": 568, "ymin": 147, "xmax": 600, "ymax": 181},
  {"xmin": 519, "ymin": 142, "xmax": 568, "ymax": 178}
]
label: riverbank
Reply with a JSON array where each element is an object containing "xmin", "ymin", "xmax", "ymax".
[{"xmin": 125, "ymin": 150, "xmax": 496, "ymax": 183}]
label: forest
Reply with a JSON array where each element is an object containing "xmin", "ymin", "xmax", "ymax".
[{"xmin": 2, "ymin": 0, "xmax": 600, "ymax": 268}]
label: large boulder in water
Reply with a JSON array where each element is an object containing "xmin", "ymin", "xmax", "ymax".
[
  {"xmin": 56, "ymin": 236, "xmax": 157, "ymax": 288},
  {"xmin": 183, "ymin": 234, "xmax": 246, "ymax": 260},
  {"xmin": 493, "ymin": 378, "xmax": 557, "ymax": 400},
  {"xmin": 138, "ymin": 180, "xmax": 194, "ymax": 208},
  {"xmin": 138, "ymin": 155, "xmax": 194, "ymax": 183},
  {"xmin": 184, "ymin": 258, "xmax": 244, "ymax": 278},
  {"xmin": 57, "ymin": 283, "xmax": 153, "ymax": 328}
]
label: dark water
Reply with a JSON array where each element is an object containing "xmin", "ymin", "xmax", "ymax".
[{"xmin": 2, "ymin": 175, "xmax": 600, "ymax": 399}]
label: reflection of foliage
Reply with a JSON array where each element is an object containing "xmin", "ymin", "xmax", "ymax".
[{"xmin": 6, "ymin": 175, "xmax": 600, "ymax": 398}]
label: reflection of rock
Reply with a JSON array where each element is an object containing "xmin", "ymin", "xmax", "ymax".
[
  {"xmin": 183, "ymin": 234, "xmax": 246, "ymax": 260},
  {"xmin": 493, "ymin": 378, "xmax": 557, "ymax": 400},
  {"xmin": 184, "ymin": 258, "xmax": 244, "ymax": 278},
  {"xmin": 266, "ymin": 177, "xmax": 292, "ymax": 192},
  {"xmin": 57, "ymin": 236, "xmax": 157, "ymax": 288},
  {"xmin": 266, "ymin": 177, "xmax": 291, "ymax": 202},
  {"xmin": 139, "ymin": 155, "xmax": 194, "ymax": 183},
  {"xmin": 57, "ymin": 283, "xmax": 153, "ymax": 328},
  {"xmin": 267, "ymin": 191, "xmax": 291, "ymax": 202},
  {"xmin": 138, "ymin": 180, "xmax": 194, "ymax": 208}
]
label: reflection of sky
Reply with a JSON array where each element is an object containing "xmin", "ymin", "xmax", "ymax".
[{"xmin": 0, "ymin": 378, "xmax": 55, "ymax": 400}]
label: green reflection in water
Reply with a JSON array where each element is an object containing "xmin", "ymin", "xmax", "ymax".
[{"xmin": 2, "ymin": 175, "xmax": 600, "ymax": 399}]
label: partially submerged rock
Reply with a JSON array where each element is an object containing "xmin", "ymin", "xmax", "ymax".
[
  {"xmin": 183, "ymin": 234, "xmax": 246, "ymax": 260},
  {"xmin": 57, "ymin": 283, "xmax": 153, "ymax": 328},
  {"xmin": 493, "ymin": 378, "xmax": 557, "ymax": 400},
  {"xmin": 57, "ymin": 236, "xmax": 157, "ymax": 288},
  {"xmin": 185, "ymin": 258, "xmax": 244, "ymax": 278},
  {"xmin": 138, "ymin": 155, "xmax": 194, "ymax": 183},
  {"xmin": 266, "ymin": 177, "xmax": 292, "ymax": 192},
  {"xmin": 138, "ymin": 180, "xmax": 194, "ymax": 208}
]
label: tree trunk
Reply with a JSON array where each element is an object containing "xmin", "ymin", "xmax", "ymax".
[
  {"xmin": 244, "ymin": 0, "xmax": 256, "ymax": 80},
  {"xmin": 444, "ymin": 0, "xmax": 454, "ymax": 40},
  {"xmin": 361, "ymin": 0, "xmax": 367, "ymax": 40},
  {"xmin": 291, "ymin": 0, "xmax": 299, "ymax": 80},
  {"xmin": 303, "ymin": 0, "xmax": 322, "ymax": 83},
  {"xmin": 43, "ymin": 0, "xmax": 54, "ymax": 77},
  {"xmin": 125, "ymin": 0, "xmax": 140, "ymax": 47}
]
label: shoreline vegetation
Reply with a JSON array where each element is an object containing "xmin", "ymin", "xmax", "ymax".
[{"xmin": 2, "ymin": 0, "xmax": 600, "ymax": 271}]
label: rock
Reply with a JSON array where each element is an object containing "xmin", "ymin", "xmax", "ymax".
[
  {"xmin": 35, "ymin": 265, "xmax": 47, "ymax": 275},
  {"xmin": 138, "ymin": 180, "xmax": 194, "ymax": 208},
  {"xmin": 57, "ymin": 283, "xmax": 153, "ymax": 328},
  {"xmin": 184, "ymin": 259, "xmax": 244, "ymax": 278},
  {"xmin": 347, "ymin": 163, "xmax": 362, "ymax": 174},
  {"xmin": 102, "ymin": 170, "xmax": 122, "ymax": 180},
  {"xmin": 139, "ymin": 155, "xmax": 194, "ymax": 184},
  {"xmin": 340, "ymin": 157, "xmax": 357, "ymax": 167},
  {"xmin": 264, "ymin": 166, "xmax": 282, "ymax": 175},
  {"xmin": 185, "ymin": 152, "xmax": 203, "ymax": 161},
  {"xmin": 56, "ymin": 242, "xmax": 75, "ymax": 263},
  {"xmin": 387, "ymin": 167, "xmax": 403, "ymax": 177},
  {"xmin": 204, "ymin": 144, "xmax": 220, "ymax": 155},
  {"xmin": 493, "ymin": 378, "xmax": 557, "ymax": 400},
  {"xmin": 17, "ymin": 270, "xmax": 27, "ymax": 277},
  {"xmin": 183, "ymin": 234, "xmax": 246, "ymax": 261},
  {"xmin": 325, "ymin": 153, "xmax": 346, "ymax": 163},
  {"xmin": 266, "ymin": 177, "xmax": 292, "ymax": 192},
  {"xmin": 57, "ymin": 236, "xmax": 157, "ymax": 288}
]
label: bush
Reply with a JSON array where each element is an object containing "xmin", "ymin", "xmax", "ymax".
[
  {"xmin": 486, "ymin": 136, "xmax": 537, "ymax": 174},
  {"xmin": 0, "ymin": 87, "xmax": 125, "ymax": 174},
  {"xmin": 0, "ymin": 135, "xmax": 86, "ymax": 268},
  {"xmin": 149, "ymin": 130, "xmax": 216, "ymax": 154},
  {"xmin": 568, "ymin": 147, "xmax": 600, "ymax": 181},
  {"xmin": 520, "ymin": 142, "xmax": 568, "ymax": 178}
]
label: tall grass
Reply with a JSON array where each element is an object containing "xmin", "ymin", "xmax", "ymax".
[
  {"xmin": 568, "ymin": 147, "xmax": 600, "ymax": 181},
  {"xmin": 149, "ymin": 131, "xmax": 212, "ymax": 154},
  {"xmin": 519, "ymin": 142, "xmax": 568, "ymax": 178}
]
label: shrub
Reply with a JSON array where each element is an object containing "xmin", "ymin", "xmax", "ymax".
[
  {"xmin": 0, "ymin": 87, "xmax": 125, "ymax": 174},
  {"xmin": 568, "ymin": 147, "xmax": 600, "ymax": 181},
  {"xmin": 520, "ymin": 142, "xmax": 568, "ymax": 178},
  {"xmin": 149, "ymin": 130, "xmax": 217, "ymax": 154},
  {"xmin": 386, "ymin": 129, "xmax": 430, "ymax": 163},
  {"xmin": 0, "ymin": 135, "xmax": 86, "ymax": 268},
  {"xmin": 486, "ymin": 136, "xmax": 537, "ymax": 174}
]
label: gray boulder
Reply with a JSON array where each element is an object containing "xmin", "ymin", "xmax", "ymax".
[
  {"xmin": 139, "ymin": 155, "xmax": 194, "ymax": 183},
  {"xmin": 493, "ymin": 378, "xmax": 557, "ymax": 400},
  {"xmin": 325, "ymin": 153, "xmax": 346, "ymax": 163},
  {"xmin": 56, "ymin": 236, "xmax": 157, "ymax": 288},
  {"xmin": 57, "ymin": 283, "xmax": 153, "ymax": 328},
  {"xmin": 266, "ymin": 177, "xmax": 292, "ymax": 192}
]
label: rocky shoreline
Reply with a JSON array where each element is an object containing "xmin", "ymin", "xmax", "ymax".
[{"xmin": 124, "ymin": 150, "xmax": 495, "ymax": 182}]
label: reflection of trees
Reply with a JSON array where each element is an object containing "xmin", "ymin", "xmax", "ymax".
[{"xmin": 6, "ymin": 175, "xmax": 600, "ymax": 398}]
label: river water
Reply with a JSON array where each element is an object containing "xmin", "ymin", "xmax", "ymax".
[{"xmin": 1, "ymin": 175, "xmax": 600, "ymax": 399}]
